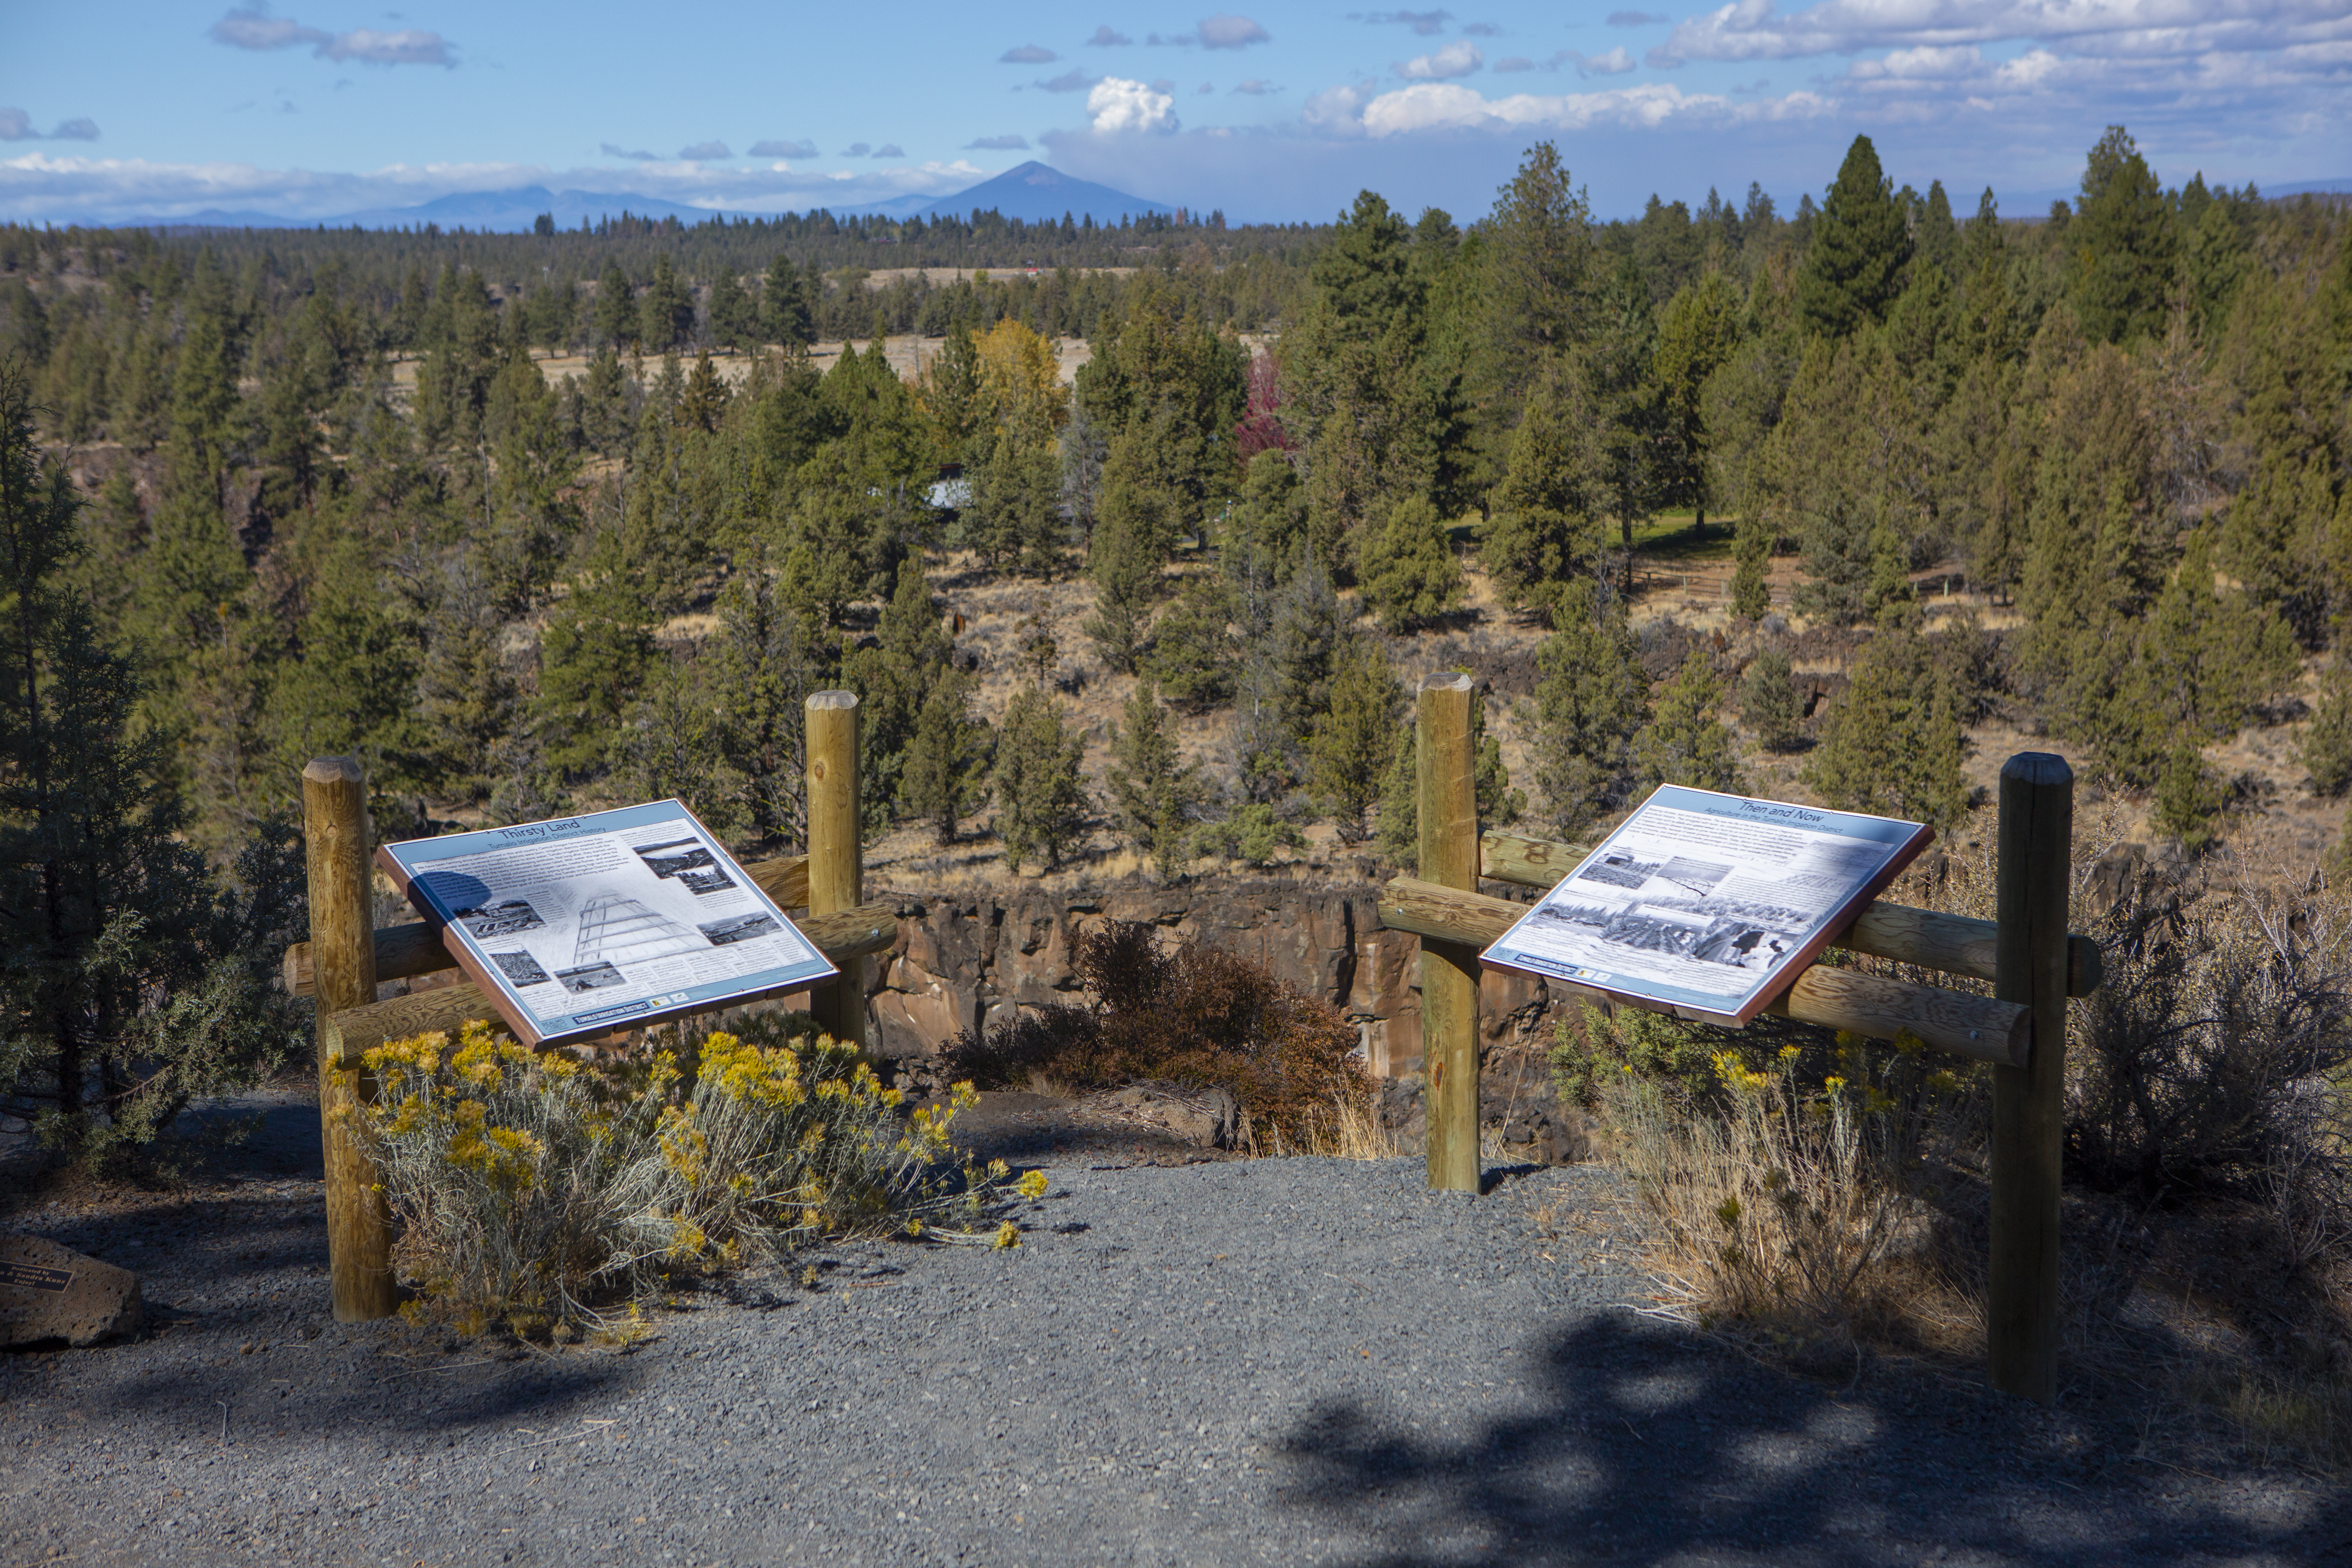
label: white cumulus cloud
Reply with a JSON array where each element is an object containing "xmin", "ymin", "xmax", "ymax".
[
  {"xmin": 1198, "ymin": 14, "xmax": 1273, "ymax": 49},
  {"xmin": 1348, "ymin": 78, "xmax": 1832, "ymax": 136},
  {"xmin": 1399, "ymin": 41, "xmax": 1485, "ymax": 78},
  {"xmin": 1088, "ymin": 76, "xmax": 1180, "ymax": 131},
  {"xmin": 209, "ymin": 8, "xmax": 455, "ymax": 67}
]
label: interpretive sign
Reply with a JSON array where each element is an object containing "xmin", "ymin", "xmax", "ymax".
[
  {"xmin": 376, "ymin": 800, "xmax": 836, "ymax": 1047},
  {"xmin": 1481, "ymin": 786, "xmax": 1932, "ymax": 1027}
]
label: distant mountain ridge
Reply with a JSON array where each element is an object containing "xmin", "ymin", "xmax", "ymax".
[{"xmin": 112, "ymin": 163, "xmax": 1174, "ymax": 233}]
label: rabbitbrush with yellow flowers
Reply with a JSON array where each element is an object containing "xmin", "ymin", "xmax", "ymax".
[{"xmin": 352, "ymin": 1014, "xmax": 1027, "ymax": 1334}]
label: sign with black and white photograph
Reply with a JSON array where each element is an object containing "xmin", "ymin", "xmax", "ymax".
[
  {"xmin": 1481, "ymin": 787, "xmax": 1933, "ymax": 1027},
  {"xmin": 376, "ymin": 800, "xmax": 836, "ymax": 1047}
]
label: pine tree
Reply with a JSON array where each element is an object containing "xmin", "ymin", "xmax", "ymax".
[
  {"xmin": 761, "ymin": 254, "xmax": 814, "ymax": 347},
  {"xmin": 1633, "ymin": 649, "xmax": 1745, "ymax": 793},
  {"xmin": 594, "ymin": 261, "xmax": 639, "ymax": 350},
  {"xmin": 1308, "ymin": 641, "xmax": 1403, "ymax": 843},
  {"xmin": 1803, "ymin": 626, "xmax": 1967, "ymax": 828},
  {"xmin": 705, "ymin": 268, "xmax": 755, "ymax": 350},
  {"xmin": 994, "ymin": 688, "xmax": 1089, "ymax": 873},
  {"xmin": 2070, "ymin": 126, "xmax": 2178, "ymax": 346},
  {"xmin": 1741, "ymin": 650, "xmax": 1802, "ymax": 752},
  {"xmin": 639, "ymin": 254, "xmax": 697, "ymax": 352},
  {"xmin": 1530, "ymin": 579, "xmax": 1648, "ymax": 837},
  {"xmin": 1796, "ymin": 135, "xmax": 1913, "ymax": 339},
  {"xmin": 707, "ymin": 553, "xmax": 832, "ymax": 850},
  {"xmin": 1358, "ymin": 493, "xmax": 1464, "ymax": 633},
  {"xmin": 677, "ymin": 351, "xmax": 732, "ymax": 433},
  {"xmin": 1107, "ymin": 679, "xmax": 1206, "ymax": 877}
]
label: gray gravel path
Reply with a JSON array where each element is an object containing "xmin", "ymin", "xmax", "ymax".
[{"xmin": 1, "ymin": 1136, "xmax": 2344, "ymax": 1566}]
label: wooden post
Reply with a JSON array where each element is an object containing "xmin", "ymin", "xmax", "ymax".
[
  {"xmin": 1989, "ymin": 752, "xmax": 2073, "ymax": 1402},
  {"xmin": 302, "ymin": 757, "xmax": 397, "ymax": 1323},
  {"xmin": 806, "ymin": 691, "xmax": 865, "ymax": 1052},
  {"xmin": 1418, "ymin": 673, "xmax": 1480, "ymax": 1194}
]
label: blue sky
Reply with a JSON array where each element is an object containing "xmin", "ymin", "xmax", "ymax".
[{"xmin": 3, "ymin": 2, "xmax": 2346, "ymax": 225}]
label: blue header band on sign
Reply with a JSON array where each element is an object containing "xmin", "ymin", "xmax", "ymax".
[{"xmin": 1646, "ymin": 785, "xmax": 1919, "ymax": 844}]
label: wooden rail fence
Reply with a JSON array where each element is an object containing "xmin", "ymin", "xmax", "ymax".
[
  {"xmin": 294, "ymin": 676, "xmax": 2095, "ymax": 1403},
  {"xmin": 1391, "ymin": 675, "xmax": 2096, "ymax": 1404},
  {"xmin": 294, "ymin": 693, "xmax": 884, "ymax": 1325}
]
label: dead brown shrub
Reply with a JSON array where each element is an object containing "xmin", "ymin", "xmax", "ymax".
[{"xmin": 940, "ymin": 921, "xmax": 1372, "ymax": 1153}]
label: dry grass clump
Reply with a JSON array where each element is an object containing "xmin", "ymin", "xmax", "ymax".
[
  {"xmin": 353, "ymin": 1016, "xmax": 1027, "ymax": 1337},
  {"xmin": 1570, "ymin": 820, "xmax": 2352, "ymax": 1469},
  {"xmin": 941, "ymin": 920, "xmax": 1374, "ymax": 1154}
]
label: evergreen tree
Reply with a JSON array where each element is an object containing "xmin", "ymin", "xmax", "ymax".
[
  {"xmin": 1308, "ymin": 641, "xmax": 1403, "ymax": 843},
  {"xmin": 994, "ymin": 688, "xmax": 1089, "ymax": 873},
  {"xmin": 1107, "ymin": 679, "xmax": 1206, "ymax": 877},
  {"xmin": 1, "ymin": 366, "xmax": 302, "ymax": 1167},
  {"xmin": 1796, "ymin": 135, "xmax": 1913, "ymax": 339},
  {"xmin": 1145, "ymin": 575, "xmax": 1239, "ymax": 709},
  {"xmin": 1374, "ymin": 682, "xmax": 1520, "ymax": 870},
  {"xmin": 898, "ymin": 669, "xmax": 992, "ymax": 844},
  {"xmin": 1481, "ymin": 141, "xmax": 1597, "ymax": 404},
  {"xmin": 1916, "ymin": 179, "xmax": 1960, "ymax": 281},
  {"xmin": 2300, "ymin": 657, "xmax": 2352, "ymax": 797},
  {"xmin": 707, "ymin": 552, "xmax": 833, "ymax": 850},
  {"xmin": 705, "ymin": 267, "xmax": 756, "ymax": 350},
  {"xmin": 2152, "ymin": 739, "xmax": 2225, "ymax": 853},
  {"xmin": 594, "ymin": 261, "xmax": 639, "ymax": 350},
  {"xmin": 677, "ymin": 351, "xmax": 732, "ymax": 433},
  {"xmin": 761, "ymin": 254, "xmax": 815, "ymax": 347},
  {"xmin": 1481, "ymin": 356, "xmax": 1606, "ymax": 614},
  {"xmin": 1223, "ymin": 450, "xmax": 1309, "ymax": 590},
  {"xmin": 1081, "ymin": 479, "xmax": 1168, "ymax": 674},
  {"xmin": 1357, "ymin": 493, "xmax": 1464, "ymax": 633},
  {"xmin": 1803, "ymin": 626, "xmax": 1967, "ymax": 828},
  {"xmin": 1264, "ymin": 555, "xmax": 1356, "ymax": 748},
  {"xmin": 639, "ymin": 254, "xmax": 697, "ymax": 352},
  {"xmin": 266, "ymin": 534, "xmax": 422, "ymax": 787},
  {"xmin": 1741, "ymin": 650, "xmax": 1802, "ymax": 752},
  {"xmin": 1730, "ymin": 516, "xmax": 1773, "ymax": 619},
  {"xmin": 1633, "ymin": 649, "xmax": 1745, "ymax": 793},
  {"xmin": 1529, "ymin": 579, "xmax": 1648, "ymax": 837},
  {"xmin": 1647, "ymin": 271, "xmax": 1742, "ymax": 529},
  {"xmin": 537, "ymin": 530, "xmax": 658, "ymax": 772},
  {"xmin": 2070, "ymin": 125, "xmax": 2178, "ymax": 345}
]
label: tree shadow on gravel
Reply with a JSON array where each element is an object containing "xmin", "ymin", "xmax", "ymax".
[{"xmin": 1278, "ymin": 1314, "xmax": 2350, "ymax": 1566}]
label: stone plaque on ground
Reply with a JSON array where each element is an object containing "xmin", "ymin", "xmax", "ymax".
[{"xmin": 0, "ymin": 1234, "xmax": 143, "ymax": 1348}]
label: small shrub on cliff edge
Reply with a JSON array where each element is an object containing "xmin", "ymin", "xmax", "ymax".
[{"xmin": 940, "ymin": 921, "xmax": 1370, "ymax": 1152}]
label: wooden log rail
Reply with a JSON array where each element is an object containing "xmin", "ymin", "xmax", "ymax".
[
  {"xmin": 1475, "ymin": 830, "xmax": 2103, "ymax": 1000},
  {"xmin": 1379, "ymin": 877, "xmax": 2031, "ymax": 1066}
]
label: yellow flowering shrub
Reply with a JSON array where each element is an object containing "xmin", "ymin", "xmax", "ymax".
[{"xmin": 353, "ymin": 1012, "xmax": 1035, "ymax": 1335}]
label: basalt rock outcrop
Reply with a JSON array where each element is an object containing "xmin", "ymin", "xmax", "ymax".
[{"xmin": 861, "ymin": 876, "xmax": 1558, "ymax": 1074}]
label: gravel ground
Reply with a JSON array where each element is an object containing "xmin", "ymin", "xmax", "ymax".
[{"xmin": 0, "ymin": 1096, "xmax": 2345, "ymax": 1567}]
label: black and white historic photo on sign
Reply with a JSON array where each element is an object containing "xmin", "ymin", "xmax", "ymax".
[{"xmin": 1484, "ymin": 786, "xmax": 1932, "ymax": 1026}]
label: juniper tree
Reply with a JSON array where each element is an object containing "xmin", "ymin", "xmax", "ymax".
[
  {"xmin": 1481, "ymin": 357, "xmax": 1606, "ymax": 615},
  {"xmin": 1634, "ymin": 649, "xmax": 1745, "ymax": 794},
  {"xmin": 2153, "ymin": 740, "xmax": 2226, "ymax": 853},
  {"xmin": 1741, "ymin": 650, "xmax": 1802, "ymax": 753},
  {"xmin": 1358, "ymin": 494, "xmax": 1463, "ymax": 633},
  {"xmin": 2300, "ymin": 657, "xmax": 2352, "ymax": 797},
  {"xmin": 1082, "ymin": 479, "xmax": 1169, "ymax": 675},
  {"xmin": 1308, "ymin": 641, "xmax": 1403, "ymax": 844},
  {"xmin": 537, "ymin": 529, "xmax": 659, "ymax": 771},
  {"xmin": 1376, "ymin": 678, "xmax": 1521, "ymax": 870},
  {"xmin": 707, "ymin": 551, "xmax": 833, "ymax": 851},
  {"xmin": 1145, "ymin": 575, "xmax": 1239, "ymax": 710},
  {"xmin": 1803, "ymin": 625, "xmax": 1967, "ymax": 829},
  {"xmin": 899, "ymin": 669, "xmax": 992, "ymax": 845},
  {"xmin": 1107, "ymin": 679, "xmax": 1206, "ymax": 878},
  {"xmin": 1529, "ymin": 579, "xmax": 1648, "ymax": 838},
  {"xmin": 995, "ymin": 688, "xmax": 1089, "ymax": 873}
]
